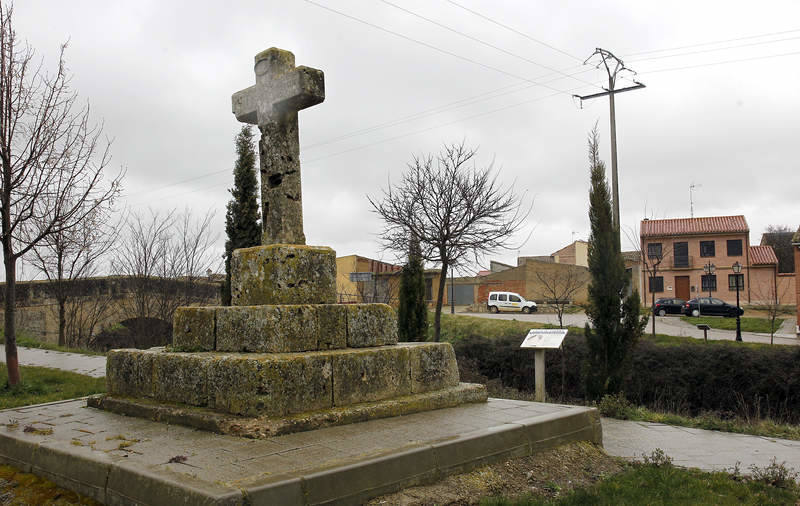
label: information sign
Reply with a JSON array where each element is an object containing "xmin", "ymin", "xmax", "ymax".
[{"xmin": 520, "ymin": 329, "xmax": 568, "ymax": 349}]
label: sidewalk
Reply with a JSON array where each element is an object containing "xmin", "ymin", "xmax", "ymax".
[
  {"xmin": 0, "ymin": 345, "xmax": 106, "ymax": 378},
  {"xmin": 603, "ymin": 418, "xmax": 800, "ymax": 474}
]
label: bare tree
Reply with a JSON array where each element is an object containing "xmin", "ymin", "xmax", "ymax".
[
  {"xmin": 626, "ymin": 227, "xmax": 672, "ymax": 338},
  {"xmin": 112, "ymin": 208, "xmax": 220, "ymax": 339},
  {"xmin": 0, "ymin": 4, "xmax": 123, "ymax": 385},
  {"xmin": 751, "ymin": 266, "xmax": 791, "ymax": 345},
  {"xmin": 369, "ymin": 142, "xmax": 529, "ymax": 341},
  {"xmin": 535, "ymin": 266, "xmax": 588, "ymax": 329},
  {"xmin": 29, "ymin": 203, "xmax": 118, "ymax": 346}
]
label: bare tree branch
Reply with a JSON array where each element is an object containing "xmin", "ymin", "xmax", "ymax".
[{"xmin": 369, "ymin": 141, "xmax": 530, "ymax": 341}]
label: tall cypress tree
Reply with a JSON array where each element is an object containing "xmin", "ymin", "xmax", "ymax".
[
  {"xmin": 222, "ymin": 126, "xmax": 261, "ymax": 305},
  {"xmin": 583, "ymin": 129, "xmax": 647, "ymax": 399},
  {"xmin": 397, "ymin": 235, "xmax": 428, "ymax": 341}
]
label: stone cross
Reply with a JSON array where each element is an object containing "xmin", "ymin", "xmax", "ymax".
[{"xmin": 232, "ymin": 48, "xmax": 325, "ymax": 245}]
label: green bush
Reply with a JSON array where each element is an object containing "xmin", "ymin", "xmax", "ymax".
[{"xmin": 452, "ymin": 332, "xmax": 800, "ymax": 424}]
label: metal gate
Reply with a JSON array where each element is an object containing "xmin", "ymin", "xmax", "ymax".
[{"xmin": 447, "ymin": 284, "xmax": 474, "ymax": 306}]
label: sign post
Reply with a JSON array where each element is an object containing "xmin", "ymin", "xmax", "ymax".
[{"xmin": 520, "ymin": 329, "xmax": 569, "ymax": 402}]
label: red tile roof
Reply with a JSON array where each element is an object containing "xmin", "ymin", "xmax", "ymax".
[
  {"xmin": 749, "ymin": 245, "xmax": 778, "ymax": 265},
  {"xmin": 640, "ymin": 216, "xmax": 749, "ymax": 238}
]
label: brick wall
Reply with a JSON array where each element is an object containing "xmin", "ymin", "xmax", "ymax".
[
  {"xmin": 796, "ymin": 246, "xmax": 800, "ymax": 332},
  {"xmin": 476, "ymin": 280, "xmax": 526, "ymax": 303}
]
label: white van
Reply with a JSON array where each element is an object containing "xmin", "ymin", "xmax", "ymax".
[{"xmin": 487, "ymin": 291, "xmax": 537, "ymax": 314}]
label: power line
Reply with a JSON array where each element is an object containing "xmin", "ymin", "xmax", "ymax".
[
  {"xmin": 630, "ymin": 35, "xmax": 800, "ymax": 63},
  {"xmin": 624, "ymin": 27, "xmax": 800, "ymax": 57},
  {"xmin": 445, "ymin": 0, "xmax": 582, "ymax": 62},
  {"xmin": 304, "ymin": 0, "xmax": 575, "ymax": 95},
  {"xmin": 640, "ymin": 49, "xmax": 800, "ymax": 74},
  {"xmin": 376, "ymin": 0, "xmax": 599, "ymax": 89},
  {"xmin": 305, "ymin": 66, "xmax": 595, "ymax": 151}
]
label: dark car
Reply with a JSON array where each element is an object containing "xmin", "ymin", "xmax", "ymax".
[
  {"xmin": 683, "ymin": 297, "xmax": 744, "ymax": 318},
  {"xmin": 652, "ymin": 298, "xmax": 686, "ymax": 316}
]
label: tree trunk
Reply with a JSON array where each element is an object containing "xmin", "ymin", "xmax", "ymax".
[
  {"xmin": 433, "ymin": 263, "xmax": 448, "ymax": 342},
  {"xmin": 4, "ymin": 256, "xmax": 20, "ymax": 386},
  {"xmin": 58, "ymin": 297, "xmax": 66, "ymax": 347}
]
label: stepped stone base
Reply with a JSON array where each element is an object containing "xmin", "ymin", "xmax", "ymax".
[
  {"xmin": 173, "ymin": 303, "xmax": 397, "ymax": 352},
  {"xmin": 231, "ymin": 244, "xmax": 336, "ymax": 305},
  {"xmin": 87, "ymin": 383, "xmax": 487, "ymax": 438},
  {"xmin": 104, "ymin": 343, "xmax": 461, "ymax": 418}
]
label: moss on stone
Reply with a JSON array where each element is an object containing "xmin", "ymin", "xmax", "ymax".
[
  {"xmin": 405, "ymin": 342, "xmax": 460, "ymax": 394},
  {"xmin": 172, "ymin": 307, "xmax": 216, "ymax": 351},
  {"xmin": 230, "ymin": 244, "xmax": 336, "ymax": 306},
  {"xmin": 345, "ymin": 303, "xmax": 398, "ymax": 347},
  {"xmin": 332, "ymin": 346, "xmax": 410, "ymax": 406}
]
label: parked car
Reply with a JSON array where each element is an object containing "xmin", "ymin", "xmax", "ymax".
[
  {"xmin": 487, "ymin": 291, "xmax": 537, "ymax": 314},
  {"xmin": 652, "ymin": 298, "xmax": 686, "ymax": 316},
  {"xmin": 683, "ymin": 297, "xmax": 744, "ymax": 318}
]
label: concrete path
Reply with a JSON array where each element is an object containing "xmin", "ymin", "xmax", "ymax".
[
  {"xmin": 0, "ymin": 345, "xmax": 106, "ymax": 378},
  {"xmin": 462, "ymin": 311, "xmax": 799, "ymax": 346},
  {"xmin": 603, "ymin": 418, "xmax": 800, "ymax": 474}
]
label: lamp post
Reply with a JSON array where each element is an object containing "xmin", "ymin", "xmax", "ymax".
[
  {"xmin": 703, "ymin": 262, "xmax": 716, "ymax": 297},
  {"xmin": 732, "ymin": 261, "xmax": 743, "ymax": 342}
]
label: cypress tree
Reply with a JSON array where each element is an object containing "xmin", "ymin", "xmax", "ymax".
[
  {"xmin": 222, "ymin": 126, "xmax": 261, "ymax": 305},
  {"xmin": 583, "ymin": 129, "xmax": 647, "ymax": 399},
  {"xmin": 397, "ymin": 235, "xmax": 428, "ymax": 341}
]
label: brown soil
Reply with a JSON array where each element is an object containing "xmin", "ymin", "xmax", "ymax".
[{"xmin": 368, "ymin": 441, "xmax": 625, "ymax": 505}]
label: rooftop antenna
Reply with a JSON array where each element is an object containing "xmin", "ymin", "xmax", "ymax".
[{"xmin": 689, "ymin": 183, "xmax": 702, "ymax": 218}]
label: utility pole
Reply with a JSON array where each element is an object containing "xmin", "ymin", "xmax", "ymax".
[{"xmin": 574, "ymin": 48, "xmax": 645, "ymax": 250}]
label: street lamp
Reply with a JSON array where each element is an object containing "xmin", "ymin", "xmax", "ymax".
[
  {"xmin": 703, "ymin": 262, "xmax": 716, "ymax": 297},
  {"xmin": 732, "ymin": 261, "xmax": 743, "ymax": 342}
]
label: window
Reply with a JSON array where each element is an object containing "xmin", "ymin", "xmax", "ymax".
[
  {"xmin": 727, "ymin": 239, "xmax": 743, "ymax": 256},
  {"xmin": 700, "ymin": 240, "xmax": 715, "ymax": 257},
  {"xmin": 499, "ymin": 294, "xmax": 507, "ymax": 302},
  {"xmin": 647, "ymin": 243, "xmax": 662, "ymax": 259},
  {"xmin": 649, "ymin": 276, "xmax": 664, "ymax": 293},
  {"xmin": 489, "ymin": 293, "xmax": 497, "ymax": 301},
  {"xmin": 509, "ymin": 295, "xmax": 520, "ymax": 302},
  {"xmin": 425, "ymin": 278, "xmax": 433, "ymax": 301},
  {"xmin": 728, "ymin": 274, "xmax": 744, "ymax": 290},
  {"xmin": 673, "ymin": 241, "xmax": 689, "ymax": 267},
  {"xmin": 701, "ymin": 274, "xmax": 717, "ymax": 292}
]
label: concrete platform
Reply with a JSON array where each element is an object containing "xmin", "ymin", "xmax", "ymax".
[{"xmin": 0, "ymin": 398, "xmax": 602, "ymax": 505}]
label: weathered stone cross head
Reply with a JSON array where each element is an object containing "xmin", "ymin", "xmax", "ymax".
[{"xmin": 232, "ymin": 48, "xmax": 325, "ymax": 245}]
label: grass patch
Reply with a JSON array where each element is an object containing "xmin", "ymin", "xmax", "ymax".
[
  {"xmin": 0, "ymin": 464, "xmax": 101, "ymax": 505},
  {"xmin": 597, "ymin": 392, "xmax": 800, "ymax": 441},
  {"xmin": 439, "ymin": 313, "xmax": 775, "ymax": 349},
  {"xmin": 681, "ymin": 316, "xmax": 784, "ymax": 334},
  {"xmin": 0, "ymin": 363, "xmax": 105, "ymax": 409},
  {"xmin": 482, "ymin": 455, "xmax": 799, "ymax": 505}
]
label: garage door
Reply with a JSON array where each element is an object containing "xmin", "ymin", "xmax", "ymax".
[{"xmin": 447, "ymin": 284, "xmax": 474, "ymax": 305}]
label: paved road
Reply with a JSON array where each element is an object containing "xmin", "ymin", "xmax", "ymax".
[
  {"xmin": 0, "ymin": 345, "xmax": 106, "ymax": 378},
  {"xmin": 462, "ymin": 311, "xmax": 799, "ymax": 346},
  {"xmin": 603, "ymin": 418, "xmax": 800, "ymax": 475}
]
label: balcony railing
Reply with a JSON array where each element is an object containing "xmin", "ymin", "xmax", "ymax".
[{"xmin": 672, "ymin": 255, "xmax": 692, "ymax": 269}]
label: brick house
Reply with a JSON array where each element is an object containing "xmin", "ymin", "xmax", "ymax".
[{"xmin": 639, "ymin": 216, "xmax": 783, "ymax": 306}]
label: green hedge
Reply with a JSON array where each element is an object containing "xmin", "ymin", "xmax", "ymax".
[{"xmin": 453, "ymin": 333, "xmax": 800, "ymax": 423}]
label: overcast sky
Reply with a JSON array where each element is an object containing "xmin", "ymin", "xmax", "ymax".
[{"xmin": 14, "ymin": 0, "xmax": 800, "ymax": 275}]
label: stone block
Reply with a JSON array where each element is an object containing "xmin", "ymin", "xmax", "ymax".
[
  {"xmin": 216, "ymin": 304, "xmax": 346, "ymax": 353},
  {"xmin": 106, "ymin": 349, "xmax": 155, "ymax": 398},
  {"xmin": 231, "ymin": 244, "xmax": 336, "ymax": 305},
  {"xmin": 172, "ymin": 307, "xmax": 216, "ymax": 351},
  {"xmin": 332, "ymin": 347, "xmax": 411, "ymax": 406},
  {"xmin": 207, "ymin": 353, "xmax": 333, "ymax": 417},
  {"xmin": 345, "ymin": 304, "xmax": 398, "ymax": 347},
  {"xmin": 405, "ymin": 342, "xmax": 460, "ymax": 394},
  {"xmin": 151, "ymin": 352, "xmax": 211, "ymax": 407}
]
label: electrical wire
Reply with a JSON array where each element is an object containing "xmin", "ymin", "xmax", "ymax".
[
  {"xmin": 376, "ymin": 0, "xmax": 599, "ymax": 89},
  {"xmin": 445, "ymin": 0, "xmax": 582, "ymax": 62},
  {"xmin": 624, "ymin": 28, "xmax": 800, "ymax": 57},
  {"xmin": 630, "ymin": 35, "xmax": 800, "ymax": 63},
  {"xmin": 303, "ymin": 0, "xmax": 576, "ymax": 95}
]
